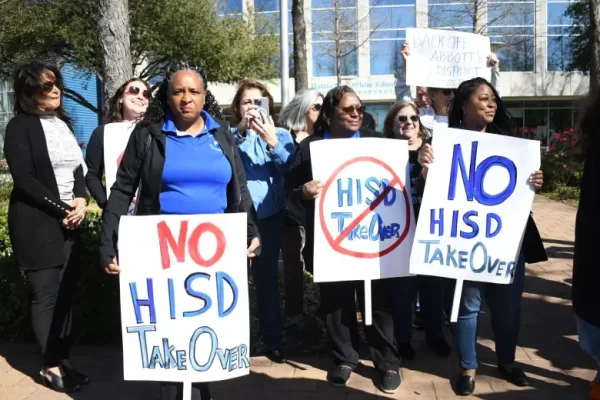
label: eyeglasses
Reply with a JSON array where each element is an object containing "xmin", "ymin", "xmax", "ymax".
[
  {"xmin": 312, "ymin": 103, "xmax": 322, "ymax": 112},
  {"xmin": 39, "ymin": 80, "xmax": 62, "ymax": 94},
  {"xmin": 126, "ymin": 86, "xmax": 151, "ymax": 99},
  {"xmin": 398, "ymin": 115, "xmax": 419, "ymax": 123},
  {"xmin": 442, "ymin": 89, "xmax": 454, "ymax": 96},
  {"xmin": 338, "ymin": 105, "xmax": 365, "ymax": 115}
]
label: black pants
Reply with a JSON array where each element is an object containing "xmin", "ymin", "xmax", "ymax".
[
  {"xmin": 319, "ymin": 279, "xmax": 400, "ymax": 372},
  {"xmin": 26, "ymin": 231, "xmax": 79, "ymax": 367},
  {"xmin": 160, "ymin": 383, "xmax": 211, "ymax": 400},
  {"xmin": 282, "ymin": 224, "xmax": 305, "ymax": 317}
]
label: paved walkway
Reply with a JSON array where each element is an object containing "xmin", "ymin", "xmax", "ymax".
[{"xmin": 0, "ymin": 196, "xmax": 595, "ymax": 399}]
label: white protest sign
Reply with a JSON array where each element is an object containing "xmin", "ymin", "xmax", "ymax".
[
  {"xmin": 406, "ymin": 28, "xmax": 491, "ymax": 88},
  {"xmin": 409, "ymin": 128, "xmax": 540, "ymax": 320},
  {"xmin": 118, "ymin": 213, "xmax": 250, "ymax": 391},
  {"xmin": 311, "ymin": 138, "xmax": 415, "ymax": 322},
  {"xmin": 104, "ymin": 123, "xmax": 135, "ymax": 199}
]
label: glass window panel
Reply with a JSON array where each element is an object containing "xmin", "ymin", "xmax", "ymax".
[
  {"xmin": 312, "ymin": 0, "xmax": 357, "ymax": 8},
  {"xmin": 548, "ymin": 26, "xmax": 571, "ymax": 35},
  {"xmin": 370, "ymin": 29, "xmax": 406, "ymax": 39},
  {"xmin": 549, "ymin": 108, "xmax": 573, "ymax": 134},
  {"xmin": 370, "ymin": 6, "xmax": 415, "ymax": 30},
  {"xmin": 312, "ymin": 42, "xmax": 358, "ymax": 77},
  {"xmin": 312, "ymin": 9, "xmax": 357, "ymax": 33},
  {"xmin": 548, "ymin": 3, "xmax": 571, "ymax": 25},
  {"xmin": 370, "ymin": 40, "xmax": 404, "ymax": 75},
  {"xmin": 488, "ymin": 3, "xmax": 534, "ymax": 26},
  {"xmin": 218, "ymin": 0, "xmax": 243, "ymax": 14},
  {"xmin": 370, "ymin": 0, "xmax": 415, "ymax": 6},
  {"xmin": 255, "ymin": 0, "xmax": 278, "ymax": 12},
  {"xmin": 524, "ymin": 109, "xmax": 549, "ymax": 146},
  {"xmin": 548, "ymin": 36, "xmax": 573, "ymax": 71},
  {"xmin": 428, "ymin": 3, "xmax": 475, "ymax": 28}
]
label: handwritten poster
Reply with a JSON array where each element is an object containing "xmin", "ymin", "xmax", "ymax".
[
  {"xmin": 406, "ymin": 28, "xmax": 491, "ymax": 88},
  {"xmin": 310, "ymin": 138, "xmax": 415, "ymax": 282},
  {"xmin": 118, "ymin": 214, "xmax": 250, "ymax": 384},
  {"xmin": 409, "ymin": 127, "xmax": 540, "ymax": 284}
]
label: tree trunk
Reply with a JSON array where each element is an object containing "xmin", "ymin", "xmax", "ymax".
[
  {"xmin": 292, "ymin": 0, "xmax": 308, "ymax": 91},
  {"xmin": 590, "ymin": 0, "xmax": 600, "ymax": 91},
  {"xmin": 98, "ymin": 0, "xmax": 133, "ymax": 113},
  {"xmin": 334, "ymin": 0, "xmax": 342, "ymax": 86}
]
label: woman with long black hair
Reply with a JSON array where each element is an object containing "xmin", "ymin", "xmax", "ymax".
[
  {"xmin": 418, "ymin": 77, "xmax": 547, "ymax": 396},
  {"xmin": 99, "ymin": 61, "xmax": 260, "ymax": 400},
  {"xmin": 4, "ymin": 61, "xmax": 89, "ymax": 393}
]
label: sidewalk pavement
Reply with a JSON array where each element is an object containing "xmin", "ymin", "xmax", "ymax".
[{"xmin": 0, "ymin": 195, "xmax": 595, "ymax": 399}]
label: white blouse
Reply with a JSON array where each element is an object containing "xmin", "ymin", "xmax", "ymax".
[{"xmin": 40, "ymin": 117, "xmax": 85, "ymax": 205}]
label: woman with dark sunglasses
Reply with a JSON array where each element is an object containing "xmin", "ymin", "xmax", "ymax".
[
  {"xmin": 85, "ymin": 78, "xmax": 151, "ymax": 209},
  {"xmin": 278, "ymin": 89, "xmax": 324, "ymax": 336},
  {"xmin": 395, "ymin": 42, "xmax": 501, "ymax": 135},
  {"xmin": 4, "ymin": 61, "xmax": 89, "ymax": 393},
  {"xmin": 382, "ymin": 100, "xmax": 452, "ymax": 362},
  {"xmin": 286, "ymin": 86, "xmax": 401, "ymax": 394}
]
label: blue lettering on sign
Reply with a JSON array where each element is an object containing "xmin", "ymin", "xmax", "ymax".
[
  {"xmin": 129, "ymin": 279, "xmax": 157, "ymax": 324},
  {"xmin": 418, "ymin": 240, "xmax": 517, "ymax": 277},
  {"xmin": 330, "ymin": 212, "xmax": 401, "ymax": 241},
  {"xmin": 428, "ymin": 208, "xmax": 503, "ymax": 239},
  {"xmin": 336, "ymin": 177, "xmax": 396, "ymax": 207}
]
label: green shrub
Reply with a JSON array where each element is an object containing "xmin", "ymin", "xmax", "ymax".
[
  {"xmin": 540, "ymin": 128, "xmax": 582, "ymax": 194},
  {"xmin": 0, "ymin": 198, "xmax": 327, "ymax": 354}
]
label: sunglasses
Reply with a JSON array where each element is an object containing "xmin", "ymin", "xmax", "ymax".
[
  {"xmin": 442, "ymin": 89, "xmax": 454, "ymax": 96},
  {"xmin": 312, "ymin": 103, "xmax": 322, "ymax": 111},
  {"xmin": 398, "ymin": 115, "xmax": 419, "ymax": 123},
  {"xmin": 338, "ymin": 105, "xmax": 365, "ymax": 115},
  {"xmin": 126, "ymin": 86, "xmax": 151, "ymax": 99},
  {"xmin": 39, "ymin": 80, "xmax": 62, "ymax": 94}
]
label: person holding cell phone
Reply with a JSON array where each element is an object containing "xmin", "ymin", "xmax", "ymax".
[
  {"xmin": 230, "ymin": 79, "xmax": 295, "ymax": 362},
  {"xmin": 85, "ymin": 78, "xmax": 151, "ymax": 210}
]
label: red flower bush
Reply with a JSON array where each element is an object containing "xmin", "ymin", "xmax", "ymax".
[{"xmin": 540, "ymin": 128, "xmax": 581, "ymax": 192}]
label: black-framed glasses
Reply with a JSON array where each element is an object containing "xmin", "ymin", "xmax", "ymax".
[
  {"xmin": 312, "ymin": 103, "xmax": 322, "ymax": 112},
  {"xmin": 39, "ymin": 80, "xmax": 62, "ymax": 94},
  {"xmin": 338, "ymin": 105, "xmax": 365, "ymax": 115},
  {"xmin": 126, "ymin": 86, "xmax": 151, "ymax": 99},
  {"xmin": 398, "ymin": 115, "xmax": 419, "ymax": 123}
]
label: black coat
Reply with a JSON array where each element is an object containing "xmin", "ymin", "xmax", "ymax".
[
  {"xmin": 4, "ymin": 114, "xmax": 88, "ymax": 270},
  {"xmin": 84, "ymin": 124, "xmax": 108, "ymax": 209},
  {"xmin": 573, "ymin": 139, "xmax": 600, "ymax": 328},
  {"xmin": 99, "ymin": 118, "xmax": 261, "ymax": 268}
]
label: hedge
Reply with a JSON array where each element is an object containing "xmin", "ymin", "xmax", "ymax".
[{"xmin": 0, "ymin": 183, "xmax": 327, "ymax": 355}]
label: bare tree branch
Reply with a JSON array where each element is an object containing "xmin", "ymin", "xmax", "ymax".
[{"xmin": 63, "ymin": 88, "xmax": 100, "ymax": 114}]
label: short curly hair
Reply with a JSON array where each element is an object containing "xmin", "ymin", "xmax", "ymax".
[{"xmin": 142, "ymin": 61, "xmax": 222, "ymax": 124}]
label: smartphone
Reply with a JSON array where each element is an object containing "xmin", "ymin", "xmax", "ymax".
[{"xmin": 253, "ymin": 97, "xmax": 270, "ymax": 123}]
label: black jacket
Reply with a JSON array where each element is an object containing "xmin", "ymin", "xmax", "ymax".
[
  {"xmin": 573, "ymin": 139, "xmax": 600, "ymax": 328},
  {"xmin": 4, "ymin": 114, "xmax": 88, "ymax": 270},
  {"xmin": 99, "ymin": 118, "xmax": 261, "ymax": 268},
  {"xmin": 84, "ymin": 125, "xmax": 108, "ymax": 209},
  {"xmin": 284, "ymin": 129, "xmax": 383, "ymax": 270}
]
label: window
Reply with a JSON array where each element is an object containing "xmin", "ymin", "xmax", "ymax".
[
  {"xmin": 507, "ymin": 100, "xmax": 576, "ymax": 146},
  {"xmin": 218, "ymin": 0, "xmax": 243, "ymax": 16},
  {"xmin": 428, "ymin": 0, "xmax": 476, "ymax": 31},
  {"xmin": 312, "ymin": 0, "xmax": 358, "ymax": 77},
  {"xmin": 0, "ymin": 82, "xmax": 14, "ymax": 158},
  {"xmin": 487, "ymin": 0, "xmax": 535, "ymax": 71},
  {"xmin": 547, "ymin": 0, "xmax": 576, "ymax": 71},
  {"xmin": 255, "ymin": 0, "xmax": 294, "ymax": 77},
  {"xmin": 369, "ymin": 0, "xmax": 416, "ymax": 75}
]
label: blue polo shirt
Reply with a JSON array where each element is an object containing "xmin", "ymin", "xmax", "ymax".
[{"xmin": 160, "ymin": 111, "xmax": 232, "ymax": 215}]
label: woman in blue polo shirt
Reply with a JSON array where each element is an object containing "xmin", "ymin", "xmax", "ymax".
[
  {"xmin": 99, "ymin": 62, "xmax": 260, "ymax": 400},
  {"xmin": 230, "ymin": 79, "xmax": 295, "ymax": 362}
]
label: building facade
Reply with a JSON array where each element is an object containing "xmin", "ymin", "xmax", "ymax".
[{"xmin": 213, "ymin": 0, "xmax": 588, "ymax": 146}]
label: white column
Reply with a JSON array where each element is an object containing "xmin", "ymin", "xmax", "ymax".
[
  {"xmin": 535, "ymin": 0, "xmax": 548, "ymax": 72},
  {"xmin": 356, "ymin": 0, "xmax": 371, "ymax": 78},
  {"xmin": 415, "ymin": 0, "xmax": 428, "ymax": 28}
]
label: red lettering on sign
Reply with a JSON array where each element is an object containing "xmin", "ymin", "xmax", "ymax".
[
  {"xmin": 157, "ymin": 221, "xmax": 189, "ymax": 269},
  {"xmin": 157, "ymin": 221, "xmax": 226, "ymax": 269}
]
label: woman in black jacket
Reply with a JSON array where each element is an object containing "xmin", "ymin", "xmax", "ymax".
[
  {"xmin": 85, "ymin": 78, "xmax": 150, "ymax": 209},
  {"xmin": 573, "ymin": 90, "xmax": 600, "ymax": 399},
  {"xmin": 3, "ymin": 61, "xmax": 89, "ymax": 393},
  {"xmin": 285, "ymin": 86, "xmax": 401, "ymax": 394},
  {"xmin": 99, "ymin": 61, "xmax": 260, "ymax": 400},
  {"xmin": 419, "ymin": 77, "xmax": 547, "ymax": 396}
]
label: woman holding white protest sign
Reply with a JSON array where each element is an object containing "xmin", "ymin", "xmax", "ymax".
[
  {"xmin": 382, "ymin": 100, "xmax": 452, "ymax": 361},
  {"xmin": 99, "ymin": 61, "xmax": 261, "ymax": 400},
  {"xmin": 418, "ymin": 77, "xmax": 547, "ymax": 396},
  {"xmin": 395, "ymin": 42, "xmax": 501, "ymax": 134},
  {"xmin": 286, "ymin": 86, "xmax": 402, "ymax": 394},
  {"xmin": 85, "ymin": 78, "xmax": 151, "ymax": 210}
]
